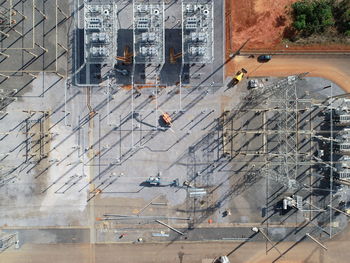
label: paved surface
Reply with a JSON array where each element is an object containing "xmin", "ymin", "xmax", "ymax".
[
  {"xmin": 0, "ymin": 224, "xmax": 321, "ymax": 244},
  {"xmin": 227, "ymin": 54, "xmax": 350, "ymax": 91}
]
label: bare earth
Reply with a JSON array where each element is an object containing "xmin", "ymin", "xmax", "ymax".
[
  {"xmin": 226, "ymin": 0, "xmax": 350, "ymax": 53},
  {"xmin": 1, "ymin": 233, "xmax": 350, "ymax": 263},
  {"xmin": 2, "ymin": 225, "xmax": 350, "ymax": 263}
]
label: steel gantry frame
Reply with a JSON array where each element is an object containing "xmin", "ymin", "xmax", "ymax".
[
  {"xmin": 220, "ymin": 74, "xmax": 348, "ymax": 240},
  {"xmin": 272, "ymin": 76, "xmax": 299, "ymax": 191},
  {"xmin": 242, "ymin": 75, "xmax": 302, "ymax": 192}
]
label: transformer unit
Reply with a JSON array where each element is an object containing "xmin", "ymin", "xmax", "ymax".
[
  {"xmin": 91, "ymin": 32, "xmax": 109, "ymax": 43},
  {"xmin": 333, "ymin": 112, "xmax": 350, "ymax": 125},
  {"xmin": 191, "ymin": 32, "xmax": 207, "ymax": 42},
  {"xmin": 335, "ymin": 158, "xmax": 350, "ymax": 179},
  {"xmin": 339, "ymin": 114, "xmax": 350, "ymax": 124},
  {"xmin": 189, "ymin": 46, "xmax": 206, "ymax": 56},
  {"xmin": 185, "ymin": 17, "xmax": 197, "ymax": 30},
  {"xmin": 141, "ymin": 32, "xmax": 156, "ymax": 42},
  {"xmin": 338, "ymin": 143, "xmax": 350, "ymax": 152},
  {"xmin": 137, "ymin": 17, "xmax": 149, "ymax": 30},
  {"xmin": 140, "ymin": 46, "xmax": 158, "ymax": 56},
  {"xmin": 87, "ymin": 17, "xmax": 102, "ymax": 30},
  {"xmin": 335, "ymin": 130, "xmax": 350, "ymax": 152},
  {"xmin": 338, "ymin": 169, "xmax": 350, "ymax": 179},
  {"xmin": 90, "ymin": 46, "xmax": 109, "ymax": 57},
  {"xmin": 182, "ymin": 1, "xmax": 213, "ymax": 63}
]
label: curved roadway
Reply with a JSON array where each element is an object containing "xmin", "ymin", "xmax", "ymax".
[{"xmin": 228, "ymin": 55, "xmax": 350, "ymax": 92}]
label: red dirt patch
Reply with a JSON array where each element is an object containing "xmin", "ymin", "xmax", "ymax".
[
  {"xmin": 225, "ymin": 0, "xmax": 350, "ymax": 55},
  {"xmin": 226, "ymin": 0, "xmax": 297, "ymax": 54}
]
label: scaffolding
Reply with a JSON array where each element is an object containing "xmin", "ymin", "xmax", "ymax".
[
  {"xmin": 133, "ymin": 0, "xmax": 164, "ymax": 64},
  {"xmin": 182, "ymin": 0, "xmax": 214, "ymax": 64},
  {"xmin": 84, "ymin": 1, "xmax": 117, "ymax": 64}
]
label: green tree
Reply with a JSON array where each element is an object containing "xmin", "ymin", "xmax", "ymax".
[
  {"xmin": 335, "ymin": 0, "xmax": 350, "ymax": 33},
  {"xmin": 293, "ymin": 14, "xmax": 307, "ymax": 30},
  {"xmin": 291, "ymin": 0, "xmax": 335, "ymax": 35}
]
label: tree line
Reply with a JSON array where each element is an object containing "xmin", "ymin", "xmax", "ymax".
[{"xmin": 292, "ymin": 0, "xmax": 350, "ymax": 37}]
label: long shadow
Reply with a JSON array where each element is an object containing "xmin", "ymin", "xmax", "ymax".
[
  {"xmin": 272, "ymin": 235, "xmax": 307, "ymax": 263},
  {"xmin": 226, "ymin": 232, "xmax": 259, "ymax": 257},
  {"xmin": 183, "ymin": 38, "xmax": 250, "ymax": 98},
  {"xmin": 38, "ymin": 77, "xmax": 62, "ymax": 97},
  {"xmin": 161, "ymin": 77, "xmax": 322, "ymax": 247}
]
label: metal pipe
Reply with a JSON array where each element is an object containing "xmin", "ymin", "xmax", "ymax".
[
  {"xmin": 305, "ymin": 233, "xmax": 327, "ymax": 250},
  {"xmin": 155, "ymin": 220, "xmax": 184, "ymax": 235}
]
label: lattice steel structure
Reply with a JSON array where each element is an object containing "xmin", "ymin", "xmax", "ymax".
[
  {"xmin": 241, "ymin": 76, "xmax": 301, "ymax": 191},
  {"xmin": 240, "ymin": 75, "xmax": 350, "ymax": 239},
  {"xmin": 269, "ymin": 76, "xmax": 299, "ymax": 191}
]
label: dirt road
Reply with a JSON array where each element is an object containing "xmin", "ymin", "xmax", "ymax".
[
  {"xmin": 227, "ymin": 55, "xmax": 350, "ymax": 92},
  {"xmin": 1, "ymin": 236, "xmax": 350, "ymax": 263},
  {"xmin": 2, "ymin": 227, "xmax": 350, "ymax": 263}
]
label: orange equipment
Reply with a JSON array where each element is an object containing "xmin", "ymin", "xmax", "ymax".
[
  {"xmin": 162, "ymin": 113, "xmax": 172, "ymax": 126},
  {"xmin": 169, "ymin": 48, "xmax": 182, "ymax": 64},
  {"xmin": 115, "ymin": 46, "xmax": 133, "ymax": 64}
]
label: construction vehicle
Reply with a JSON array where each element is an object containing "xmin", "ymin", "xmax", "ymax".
[
  {"xmin": 227, "ymin": 68, "xmax": 247, "ymax": 88},
  {"xmin": 161, "ymin": 112, "xmax": 172, "ymax": 126},
  {"xmin": 145, "ymin": 175, "xmax": 179, "ymax": 187}
]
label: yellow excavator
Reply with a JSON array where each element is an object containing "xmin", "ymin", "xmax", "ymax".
[{"xmin": 227, "ymin": 68, "xmax": 248, "ymax": 88}]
